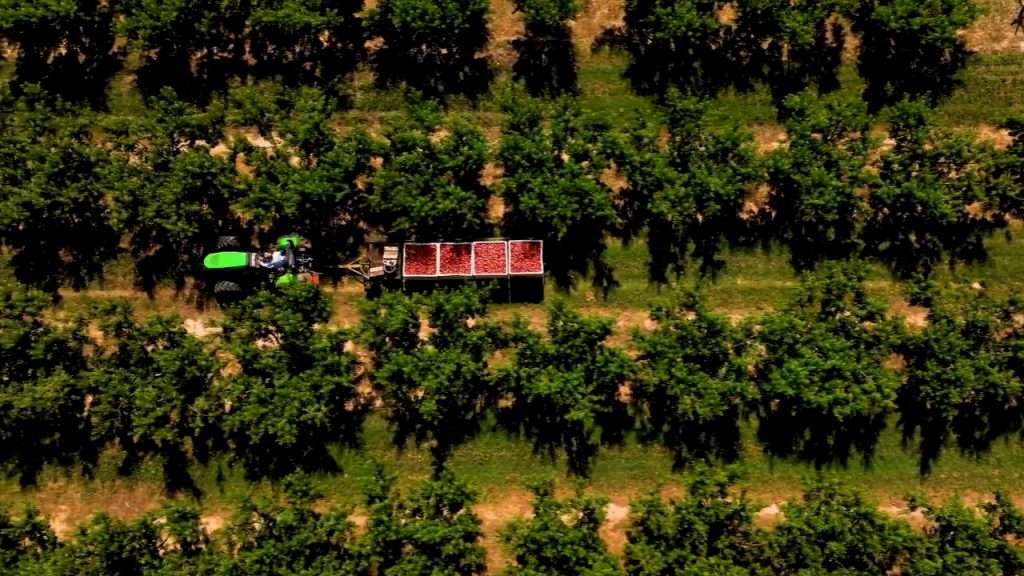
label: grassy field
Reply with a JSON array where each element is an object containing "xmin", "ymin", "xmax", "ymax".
[{"xmin": 4, "ymin": 411, "xmax": 1024, "ymax": 545}]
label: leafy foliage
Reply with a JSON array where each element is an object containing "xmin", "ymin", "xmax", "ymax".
[
  {"xmin": 45, "ymin": 513, "xmax": 164, "ymax": 575},
  {"xmin": 0, "ymin": 281, "xmax": 90, "ymax": 485},
  {"xmin": 0, "ymin": 0, "xmax": 120, "ymax": 106},
  {"xmin": 898, "ymin": 288, "xmax": 1024, "ymax": 474},
  {"xmin": 618, "ymin": 0, "xmax": 978, "ymax": 111},
  {"xmin": 620, "ymin": 0, "xmax": 735, "ymax": 97},
  {"xmin": 734, "ymin": 0, "xmax": 847, "ymax": 108},
  {"xmin": 624, "ymin": 468, "xmax": 761, "ymax": 576},
  {"xmin": 502, "ymin": 480, "xmax": 621, "ymax": 576},
  {"xmin": 365, "ymin": 0, "xmax": 492, "ymax": 98},
  {"xmin": 105, "ymin": 90, "xmax": 240, "ymax": 292},
  {"xmin": 366, "ymin": 289, "xmax": 500, "ymax": 472},
  {"xmin": 852, "ymin": 0, "xmax": 980, "ymax": 110},
  {"xmin": 121, "ymin": 0, "xmax": 248, "ymax": 102},
  {"xmin": 766, "ymin": 481, "xmax": 914, "ymax": 575},
  {"xmin": 122, "ymin": 0, "xmax": 364, "ymax": 103},
  {"xmin": 0, "ymin": 91, "xmax": 118, "ymax": 294},
  {"xmin": 364, "ymin": 466, "xmax": 487, "ymax": 576},
  {"xmin": 358, "ymin": 290, "xmax": 424, "ymax": 362},
  {"xmin": 0, "ymin": 505, "xmax": 57, "ymax": 571},
  {"xmin": 750, "ymin": 263, "xmax": 900, "ymax": 467},
  {"xmin": 248, "ymin": 0, "xmax": 364, "ymax": 92},
  {"xmin": 498, "ymin": 97, "xmax": 620, "ymax": 290},
  {"xmin": 989, "ymin": 115, "xmax": 1024, "ymax": 221},
  {"xmin": 512, "ymin": 0, "xmax": 581, "ymax": 96},
  {"xmin": 616, "ymin": 96, "xmax": 760, "ymax": 281},
  {"xmin": 633, "ymin": 292, "xmax": 753, "ymax": 469},
  {"xmin": 367, "ymin": 111, "xmax": 492, "ymax": 241},
  {"xmin": 86, "ymin": 302, "xmax": 220, "ymax": 493},
  {"xmin": 864, "ymin": 100, "xmax": 1000, "ymax": 279},
  {"xmin": 223, "ymin": 474, "xmax": 367, "ymax": 575},
  {"xmin": 498, "ymin": 303, "xmax": 633, "ymax": 476},
  {"xmin": 904, "ymin": 493, "xmax": 1024, "ymax": 575},
  {"xmin": 762, "ymin": 92, "xmax": 872, "ymax": 270},
  {"xmin": 240, "ymin": 98, "xmax": 382, "ymax": 270},
  {"xmin": 220, "ymin": 284, "xmax": 366, "ymax": 478}
]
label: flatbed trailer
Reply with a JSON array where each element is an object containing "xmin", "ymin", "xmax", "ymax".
[{"xmin": 343, "ymin": 239, "xmax": 545, "ymax": 302}]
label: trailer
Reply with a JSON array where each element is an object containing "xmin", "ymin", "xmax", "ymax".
[{"xmin": 343, "ymin": 239, "xmax": 545, "ymax": 302}]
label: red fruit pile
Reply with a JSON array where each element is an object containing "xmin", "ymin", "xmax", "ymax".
[
  {"xmin": 473, "ymin": 242, "xmax": 507, "ymax": 275},
  {"xmin": 439, "ymin": 243, "xmax": 472, "ymax": 275},
  {"xmin": 509, "ymin": 240, "xmax": 543, "ymax": 274},
  {"xmin": 403, "ymin": 243, "xmax": 438, "ymax": 276}
]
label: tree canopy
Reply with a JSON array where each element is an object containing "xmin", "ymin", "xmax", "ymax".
[{"xmin": 498, "ymin": 303, "xmax": 633, "ymax": 476}]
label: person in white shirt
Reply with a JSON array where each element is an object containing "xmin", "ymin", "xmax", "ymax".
[{"xmin": 262, "ymin": 250, "xmax": 288, "ymax": 270}]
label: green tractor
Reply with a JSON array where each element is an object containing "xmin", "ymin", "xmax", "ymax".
[{"xmin": 203, "ymin": 234, "xmax": 320, "ymax": 302}]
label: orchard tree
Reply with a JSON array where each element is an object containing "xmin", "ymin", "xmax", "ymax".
[
  {"xmin": 750, "ymin": 263, "xmax": 900, "ymax": 467},
  {"xmin": 45, "ymin": 513, "xmax": 163, "ymax": 576},
  {"xmin": 763, "ymin": 92, "xmax": 872, "ymax": 271},
  {"xmin": 241, "ymin": 107, "xmax": 382, "ymax": 271},
  {"xmin": 864, "ymin": 101, "xmax": 1001, "ymax": 279},
  {"xmin": 121, "ymin": 0, "xmax": 248, "ymax": 101},
  {"xmin": 498, "ymin": 303, "xmax": 633, "ymax": 476},
  {"xmin": 0, "ymin": 281, "xmax": 91, "ymax": 485},
  {"xmin": 663, "ymin": 97, "xmax": 760, "ymax": 278},
  {"xmin": 365, "ymin": 0, "xmax": 492, "ymax": 98},
  {"xmin": 223, "ymin": 474, "xmax": 367, "ymax": 575},
  {"xmin": 620, "ymin": 0, "xmax": 736, "ymax": 96},
  {"xmin": 608, "ymin": 114, "xmax": 675, "ymax": 247},
  {"xmin": 226, "ymin": 82, "xmax": 291, "ymax": 137},
  {"xmin": 219, "ymin": 285, "xmax": 366, "ymax": 478},
  {"xmin": 498, "ymin": 97, "xmax": 620, "ymax": 290},
  {"xmin": 733, "ymin": 0, "xmax": 846, "ymax": 108},
  {"xmin": 274, "ymin": 86, "xmax": 343, "ymax": 159},
  {"xmin": 988, "ymin": 115, "xmax": 1024, "ymax": 221},
  {"xmin": 0, "ymin": 0, "xmax": 120, "ymax": 106},
  {"xmin": 624, "ymin": 468, "xmax": 762, "ymax": 575},
  {"xmin": 501, "ymin": 480, "xmax": 621, "ymax": 576},
  {"xmin": 904, "ymin": 494, "xmax": 1024, "ymax": 575},
  {"xmin": 363, "ymin": 467, "xmax": 487, "ymax": 575},
  {"xmin": 898, "ymin": 288, "xmax": 1024, "ymax": 474},
  {"xmin": 0, "ymin": 505, "xmax": 57, "ymax": 572},
  {"xmin": 145, "ymin": 503, "xmax": 216, "ymax": 574},
  {"xmin": 766, "ymin": 481, "xmax": 915, "ymax": 575},
  {"xmin": 512, "ymin": 0, "xmax": 581, "ymax": 96},
  {"xmin": 0, "ymin": 92, "xmax": 118, "ymax": 294},
  {"xmin": 852, "ymin": 0, "xmax": 980, "ymax": 110},
  {"xmin": 117, "ymin": 149, "xmax": 240, "ymax": 293},
  {"xmin": 366, "ymin": 289, "xmax": 501, "ymax": 471},
  {"xmin": 357, "ymin": 290, "xmax": 423, "ymax": 362},
  {"xmin": 248, "ymin": 0, "xmax": 364, "ymax": 91},
  {"xmin": 106, "ymin": 90, "xmax": 240, "ymax": 292},
  {"xmin": 616, "ymin": 96, "xmax": 759, "ymax": 282},
  {"xmin": 229, "ymin": 81, "xmax": 359, "ymax": 154},
  {"xmin": 86, "ymin": 302, "xmax": 221, "ymax": 493},
  {"xmin": 633, "ymin": 292, "xmax": 754, "ymax": 469},
  {"xmin": 367, "ymin": 111, "xmax": 492, "ymax": 240}
]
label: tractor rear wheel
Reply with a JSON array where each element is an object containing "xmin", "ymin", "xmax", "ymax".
[{"xmin": 216, "ymin": 235, "xmax": 241, "ymax": 249}]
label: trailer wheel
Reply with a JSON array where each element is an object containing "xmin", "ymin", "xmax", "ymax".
[{"xmin": 364, "ymin": 280, "xmax": 382, "ymax": 299}]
